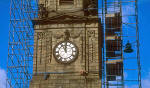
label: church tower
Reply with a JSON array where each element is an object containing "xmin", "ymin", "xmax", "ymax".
[{"xmin": 30, "ymin": 0, "xmax": 103, "ymax": 88}]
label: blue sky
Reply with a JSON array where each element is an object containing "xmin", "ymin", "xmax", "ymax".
[
  {"xmin": 0, "ymin": 0, "xmax": 9, "ymax": 69},
  {"xmin": 0, "ymin": 0, "xmax": 150, "ymax": 88},
  {"xmin": 138, "ymin": 0, "xmax": 150, "ymax": 75}
]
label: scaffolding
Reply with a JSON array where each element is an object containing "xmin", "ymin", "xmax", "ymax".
[
  {"xmin": 7, "ymin": 0, "xmax": 37, "ymax": 87},
  {"xmin": 102, "ymin": 0, "xmax": 142, "ymax": 88},
  {"xmin": 7, "ymin": 0, "xmax": 141, "ymax": 88}
]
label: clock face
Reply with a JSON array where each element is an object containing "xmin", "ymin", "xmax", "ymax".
[{"xmin": 53, "ymin": 41, "xmax": 78, "ymax": 64}]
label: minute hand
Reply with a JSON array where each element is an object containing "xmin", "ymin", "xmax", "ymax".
[{"xmin": 64, "ymin": 42, "xmax": 67, "ymax": 53}]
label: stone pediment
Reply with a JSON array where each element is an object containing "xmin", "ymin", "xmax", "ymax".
[
  {"xmin": 32, "ymin": 14, "xmax": 98, "ymax": 25},
  {"xmin": 49, "ymin": 14, "xmax": 86, "ymax": 20}
]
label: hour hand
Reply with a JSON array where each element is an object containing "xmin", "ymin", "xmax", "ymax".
[{"xmin": 62, "ymin": 44, "xmax": 67, "ymax": 53}]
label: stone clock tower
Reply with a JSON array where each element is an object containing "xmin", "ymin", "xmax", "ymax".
[{"xmin": 30, "ymin": 0, "xmax": 103, "ymax": 88}]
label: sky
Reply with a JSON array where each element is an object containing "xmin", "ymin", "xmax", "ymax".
[{"xmin": 0, "ymin": 0, "xmax": 150, "ymax": 88}]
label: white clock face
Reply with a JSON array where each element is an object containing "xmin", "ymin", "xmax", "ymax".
[{"xmin": 54, "ymin": 41, "xmax": 78, "ymax": 64}]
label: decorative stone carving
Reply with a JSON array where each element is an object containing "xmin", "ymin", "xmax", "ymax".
[
  {"xmin": 38, "ymin": 4, "xmax": 48, "ymax": 18},
  {"xmin": 70, "ymin": 30, "xmax": 82, "ymax": 39},
  {"xmin": 37, "ymin": 32, "xmax": 46, "ymax": 40},
  {"xmin": 88, "ymin": 30, "xmax": 95, "ymax": 37},
  {"xmin": 53, "ymin": 31, "xmax": 64, "ymax": 39}
]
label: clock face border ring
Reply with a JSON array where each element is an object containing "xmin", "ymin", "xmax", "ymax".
[{"xmin": 53, "ymin": 41, "xmax": 79, "ymax": 64}]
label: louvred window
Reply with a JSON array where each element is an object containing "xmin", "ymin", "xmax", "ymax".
[{"xmin": 60, "ymin": 0, "xmax": 74, "ymax": 5}]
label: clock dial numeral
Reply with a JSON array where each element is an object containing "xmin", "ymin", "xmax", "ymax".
[
  {"xmin": 62, "ymin": 59, "xmax": 65, "ymax": 61},
  {"xmin": 56, "ymin": 53, "xmax": 59, "ymax": 55},
  {"xmin": 73, "ymin": 52, "xmax": 76, "ymax": 55},
  {"xmin": 56, "ymin": 48, "xmax": 59, "ymax": 52},
  {"xmin": 70, "ymin": 56, "xmax": 73, "ymax": 59},
  {"xmin": 58, "ymin": 45, "xmax": 61, "ymax": 48},
  {"xmin": 58, "ymin": 57, "xmax": 61, "ymax": 60},
  {"xmin": 70, "ymin": 44, "xmax": 74, "ymax": 47},
  {"xmin": 67, "ymin": 43, "xmax": 70, "ymax": 45},
  {"xmin": 73, "ymin": 48, "xmax": 76, "ymax": 51}
]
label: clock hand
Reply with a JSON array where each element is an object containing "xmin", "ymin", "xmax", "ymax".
[
  {"xmin": 64, "ymin": 42, "xmax": 67, "ymax": 53},
  {"xmin": 61, "ymin": 45, "xmax": 66, "ymax": 53}
]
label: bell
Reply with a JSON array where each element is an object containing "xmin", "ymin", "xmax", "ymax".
[{"xmin": 124, "ymin": 41, "xmax": 134, "ymax": 53}]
